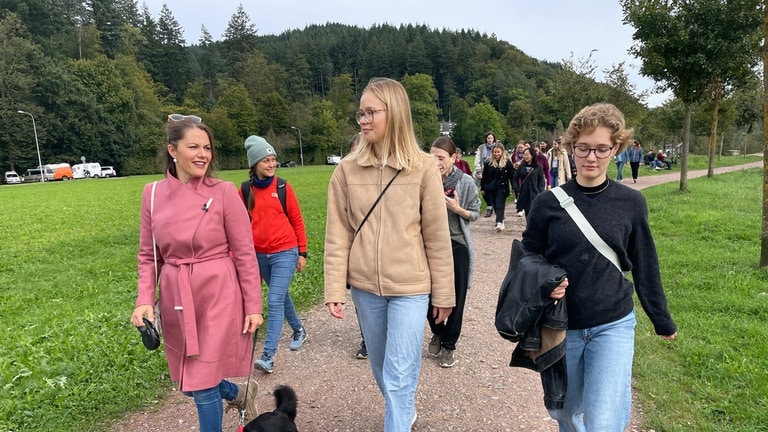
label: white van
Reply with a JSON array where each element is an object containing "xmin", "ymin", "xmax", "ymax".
[
  {"xmin": 72, "ymin": 163, "xmax": 102, "ymax": 179},
  {"xmin": 3, "ymin": 171, "xmax": 21, "ymax": 184}
]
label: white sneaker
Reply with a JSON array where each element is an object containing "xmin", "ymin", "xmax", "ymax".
[
  {"xmin": 495, "ymin": 222, "xmax": 502, "ymax": 233},
  {"xmin": 517, "ymin": 211, "xmax": 524, "ymax": 217},
  {"xmin": 499, "ymin": 222, "xmax": 505, "ymax": 231}
]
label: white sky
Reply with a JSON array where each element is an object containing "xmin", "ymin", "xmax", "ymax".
[{"xmin": 146, "ymin": 0, "xmax": 671, "ymax": 107}]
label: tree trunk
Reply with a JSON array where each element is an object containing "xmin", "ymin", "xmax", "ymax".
[
  {"xmin": 760, "ymin": 0, "xmax": 768, "ymax": 268},
  {"xmin": 707, "ymin": 98, "xmax": 720, "ymax": 178},
  {"xmin": 679, "ymin": 104, "xmax": 691, "ymax": 192}
]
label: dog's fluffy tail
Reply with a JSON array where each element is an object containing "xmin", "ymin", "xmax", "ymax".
[{"xmin": 273, "ymin": 385, "xmax": 298, "ymax": 421}]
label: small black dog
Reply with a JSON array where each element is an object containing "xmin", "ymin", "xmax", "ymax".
[{"xmin": 244, "ymin": 385, "xmax": 298, "ymax": 432}]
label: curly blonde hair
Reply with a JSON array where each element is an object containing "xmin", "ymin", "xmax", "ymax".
[{"xmin": 563, "ymin": 103, "xmax": 633, "ymax": 153}]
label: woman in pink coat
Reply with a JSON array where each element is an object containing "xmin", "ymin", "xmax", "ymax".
[{"xmin": 131, "ymin": 115, "xmax": 264, "ymax": 432}]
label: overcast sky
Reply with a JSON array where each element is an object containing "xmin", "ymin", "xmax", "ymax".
[{"xmin": 146, "ymin": 0, "xmax": 671, "ymax": 107}]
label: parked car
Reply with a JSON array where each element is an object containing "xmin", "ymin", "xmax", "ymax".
[
  {"xmin": 22, "ymin": 168, "xmax": 54, "ymax": 183},
  {"xmin": 100, "ymin": 166, "xmax": 117, "ymax": 177},
  {"xmin": 3, "ymin": 171, "xmax": 20, "ymax": 184},
  {"xmin": 281, "ymin": 161, "xmax": 297, "ymax": 168},
  {"xmin": 326, "ymin": 155, "xmax": 342, "ymax": 165}
]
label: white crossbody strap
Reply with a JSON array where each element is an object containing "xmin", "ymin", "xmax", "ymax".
[
  {"xmin": 150, "ymin": 181, "xmax": 158, "ymax": 285},
  {"xmin": 550, "ymin": 186, "xmax": 622, "ymax": 272}
]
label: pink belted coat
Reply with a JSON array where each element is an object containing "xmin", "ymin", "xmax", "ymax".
[{"xmin": 136, "ymin": 174, "xmax": 262, "ymax": 392}]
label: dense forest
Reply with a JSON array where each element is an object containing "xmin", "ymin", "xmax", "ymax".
[{"xmin": 0, "ymin": 1, "xmax": 759, "ymax": 175}]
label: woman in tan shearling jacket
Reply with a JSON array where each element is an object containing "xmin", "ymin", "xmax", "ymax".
[{"xmin": 324, "ymin": 77, "xmax": 455, "ymax": 431}]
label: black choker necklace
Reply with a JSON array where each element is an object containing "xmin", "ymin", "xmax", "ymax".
[{"xmin": 582, "ymin": 181, "xmax": 611, "ymax": 195}]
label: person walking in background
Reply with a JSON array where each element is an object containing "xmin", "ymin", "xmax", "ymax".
[
  {"xmin": 522, "ymin": 103, "xmax": 677, "ymax": 432},
  {"xmin": 533, "ymin": 142, "xmax": 551, "ymax": 189},
  {"xmin": 453, "ymin": 147, "xmax": 472, "ymax": 176},
  {"xmin": 513, "ymin": 147, "xmax": 545, "ymax": 220},
  {"xmin": 627, "ymin": 139, "xmax": 644, "ymax": 183},
  {"xmin": 547, "ymin": 139, "xmax": 571, "ymax": 187},
  {"xmin": 427, "ymin": 136, "xmax": 480, "ymax": 368},
  {"xmin": 324, "ymin": 77, "xmax": 454, "ymax": 431},
  {"xmin": 346, "ymin": 133, "xmax": 369, "ymax": 360},
  {"xmin": 510, "ymin": 140, "xmax": 526, "ymax": 202},
  {"xmin": 480, "ymin": 142, "xmax": 515, "ymax": 233},
  {"xmin": 614, "ymin": 146, "xmax": 629, "ymax": 181},
  {"xmin": 241, "ymin": 135, "xmax": 309, "ymax": 374},
  {"xmin": 132, "ymin": 114, "xmax": 263, "ymax": 431},
  {"xmin": 475, "ymin": 131, "xmax": 497, "ymax": 217}
]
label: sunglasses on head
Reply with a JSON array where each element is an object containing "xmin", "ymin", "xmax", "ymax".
[{"xmin": 168, "ymin": 113, "xmax": 202, "ymax": 123}]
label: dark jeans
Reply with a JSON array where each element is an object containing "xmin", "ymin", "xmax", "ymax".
[
  {"xmin": 489, "ymin": 188, "xmax": 508, "ymax": 223},
  {"xmin": 629, "ymin": 162, "xmax": 640, "ymax": 180},
  {"xmin": 427, "ymin": 240, "xmax": 470, "ymax": 350}
]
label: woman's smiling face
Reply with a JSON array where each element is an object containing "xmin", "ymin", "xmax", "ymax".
[{"xmin": 167, "ymin": 128, "xmax": 211, "ymax": 183}]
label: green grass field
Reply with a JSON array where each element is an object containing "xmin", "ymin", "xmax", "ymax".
[{"xmin": 0, "ymin": 156, "xmax": 766, "ymax": 431}]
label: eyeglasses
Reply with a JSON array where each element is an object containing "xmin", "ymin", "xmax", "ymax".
[
  {"xmin": 355, "ymin": 108, "xmax": 386, "ymax": 124},
  {"xmin": 168, "ymin": 114, "xmax": 202, "ymax": 123},
  {"xmin": 572, "ymin": 145, "xmax": 614, "ymax": 159}
]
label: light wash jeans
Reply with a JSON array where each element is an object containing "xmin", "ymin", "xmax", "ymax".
[
  {"xmin": 257, "ymin": 248, "xmax": 302, "ymax": 357},
  {"xmin": 351, "ymin": 288, "xmax": 428, "ymax": 432},
  {"xmin": 548, "ymin": 310, "xmax": 636, "ymax": 432},
  {"xmin": 616, "ymin": 161, "xmax": 626, "ymax": 181},
  {"xmin": 184, "ymin": 380, "xmax": 238, "ymax": 432}
]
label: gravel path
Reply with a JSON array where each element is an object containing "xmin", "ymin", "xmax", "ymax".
[{"xmin": 110, "ymin": 161, "xmax": 761, "ymax": 432}]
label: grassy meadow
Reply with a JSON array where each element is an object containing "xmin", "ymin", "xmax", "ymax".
[{"xmin": 0, "ymin": 155, "xmax": 766, "ymax": 431}]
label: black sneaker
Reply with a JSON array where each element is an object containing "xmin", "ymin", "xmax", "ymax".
[
  {"xmin": 356, "ymin": 340, "xmax": 368, "ymax": 359},
  {"xmin": 484, "ymin": 208, "xmax": 492, "ymax": 218}
]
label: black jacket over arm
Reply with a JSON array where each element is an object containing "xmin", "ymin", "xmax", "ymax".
[{"xmin": 496, "ymin": 239, "xmax": 568, "ymax": 409}]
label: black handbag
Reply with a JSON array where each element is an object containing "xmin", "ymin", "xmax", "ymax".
[{"xmin": 137, "ymin": 317, "xmax": 161, "ymax": 350}]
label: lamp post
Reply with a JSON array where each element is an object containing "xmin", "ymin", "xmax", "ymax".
[
  {"xmin": 17, "ymin": 110, "xmax": 44, "ymax": 182},
  {"xmin": 291, "ymin": 126, "xmax": 304, "ymax": 167}
]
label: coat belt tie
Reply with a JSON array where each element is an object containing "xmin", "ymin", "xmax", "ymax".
[{"xmin": 165, "ymin": 252, "xmax": 231, "ymax": 357}]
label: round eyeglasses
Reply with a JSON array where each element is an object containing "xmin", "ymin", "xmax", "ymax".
[
  {"xmin": 355, "ymin": 108, "xmax": 386, "ymax": 124},
  {"xmin": 572, "ymin": 145, "xmax": 614, "ymax": 159}
]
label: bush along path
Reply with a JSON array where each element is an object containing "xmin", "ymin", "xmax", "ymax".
[{"xmin": 110, "ymin": 162, "xmax": 760, "ymax": 432}]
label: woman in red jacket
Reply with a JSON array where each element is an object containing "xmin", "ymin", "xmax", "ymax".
[{"xmin": 241, "ymin": 135, "xmax": 309, "ymax": 374}]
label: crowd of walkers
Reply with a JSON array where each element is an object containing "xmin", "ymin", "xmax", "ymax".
[{"xmin": 131, "ymin": 75, "xmax": 676, "ymax": 432}]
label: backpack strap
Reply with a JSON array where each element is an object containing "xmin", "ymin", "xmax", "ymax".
[
  {"xmin": 276, "ymin": 177, "xmax": 288, "ymax": 216},
  {"xmin": 240, "ymin": 177, "xmax": 288, "ymax": 217}
]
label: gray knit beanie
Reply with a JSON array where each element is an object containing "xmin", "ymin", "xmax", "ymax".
[{"xmin": 244, "ymin": 135, "xmax": 276, "ymax": 167}]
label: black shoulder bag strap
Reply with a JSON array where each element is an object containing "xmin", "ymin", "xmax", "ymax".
[{"xmin": 355, "ymin": 169, "xmax": 402, "ymax": 237}]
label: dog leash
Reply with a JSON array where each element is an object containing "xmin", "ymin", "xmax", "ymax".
[{"xmin": 238, "ymin": 328, "xmax": 259, "ymax": 432}]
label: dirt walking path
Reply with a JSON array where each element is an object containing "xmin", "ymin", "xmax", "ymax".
[{"xmin": 110, "ymin": 161, "xmax": 761, "ymax": 432}]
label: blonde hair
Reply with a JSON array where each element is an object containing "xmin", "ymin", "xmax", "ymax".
[
  {"xmin": 563, "ymin": 103, "xmax": 633, "ymax": 153},
  {"xmin": 487, "ymin": 142, "xmax": 508, "ymax": 168},
  {"xmin": 356, "ymin": 77, "xmax": 424, "ymax": 174}
]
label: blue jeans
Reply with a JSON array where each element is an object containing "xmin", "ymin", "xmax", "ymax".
[
  {"xmin": 257, "ymin": 248, "xmax": 302, "ymax": 356},
  {"xmin": 351, "ymin": 288, "xmax": 428, "ymax": 432},
  {"xmin": 551, "ymin": 167, "xmax": 560, "ymax": 187},
  {"xmin": 615, "ymin": 161, "xmax": 625, "ymax": 180},
  {"xmin": 548, "ymin": 311, "xmax": 636, "ymax": 432},
  {"xmin": 184, "ymin": 380, "xmax": 238, "ymax": 432}
]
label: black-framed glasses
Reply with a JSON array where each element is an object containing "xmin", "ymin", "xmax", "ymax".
[
  {"xmin": 572, "ymin": 145, "xmax": 614, "ymax": 159},
  {"xmin": 168, "ymin": 114, "xmax": 202, "ymax": 123},
  {"xmin": 355, "ymin": 108, "xmax": 386, "ymax": 124}
]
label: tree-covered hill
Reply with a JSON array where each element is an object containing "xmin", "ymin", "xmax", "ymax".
[{"xmin": 0, "ymin": 1, "xmax": 647, "ymax": 174}]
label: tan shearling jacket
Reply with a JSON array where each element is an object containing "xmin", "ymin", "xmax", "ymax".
[{"xmin": 324, "ymin": 153, "xmax": 455, "ymax": 308}]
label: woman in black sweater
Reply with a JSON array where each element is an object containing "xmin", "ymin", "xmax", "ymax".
[
  {"xmin": 480, "ymin": 142, "xmax": 514, "ymax": 232},
  {"xmin": 521, "ymin": 103, "xmax": 677, "ymax": 432},
  {"xmin": 513, "ymin": 147, "xmax": 546, "ymax": 219}
]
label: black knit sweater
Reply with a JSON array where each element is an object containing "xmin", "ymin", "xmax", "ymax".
[{"xmin": 521, "ymin": 179, "xmax": 676, "ymax": 335}]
